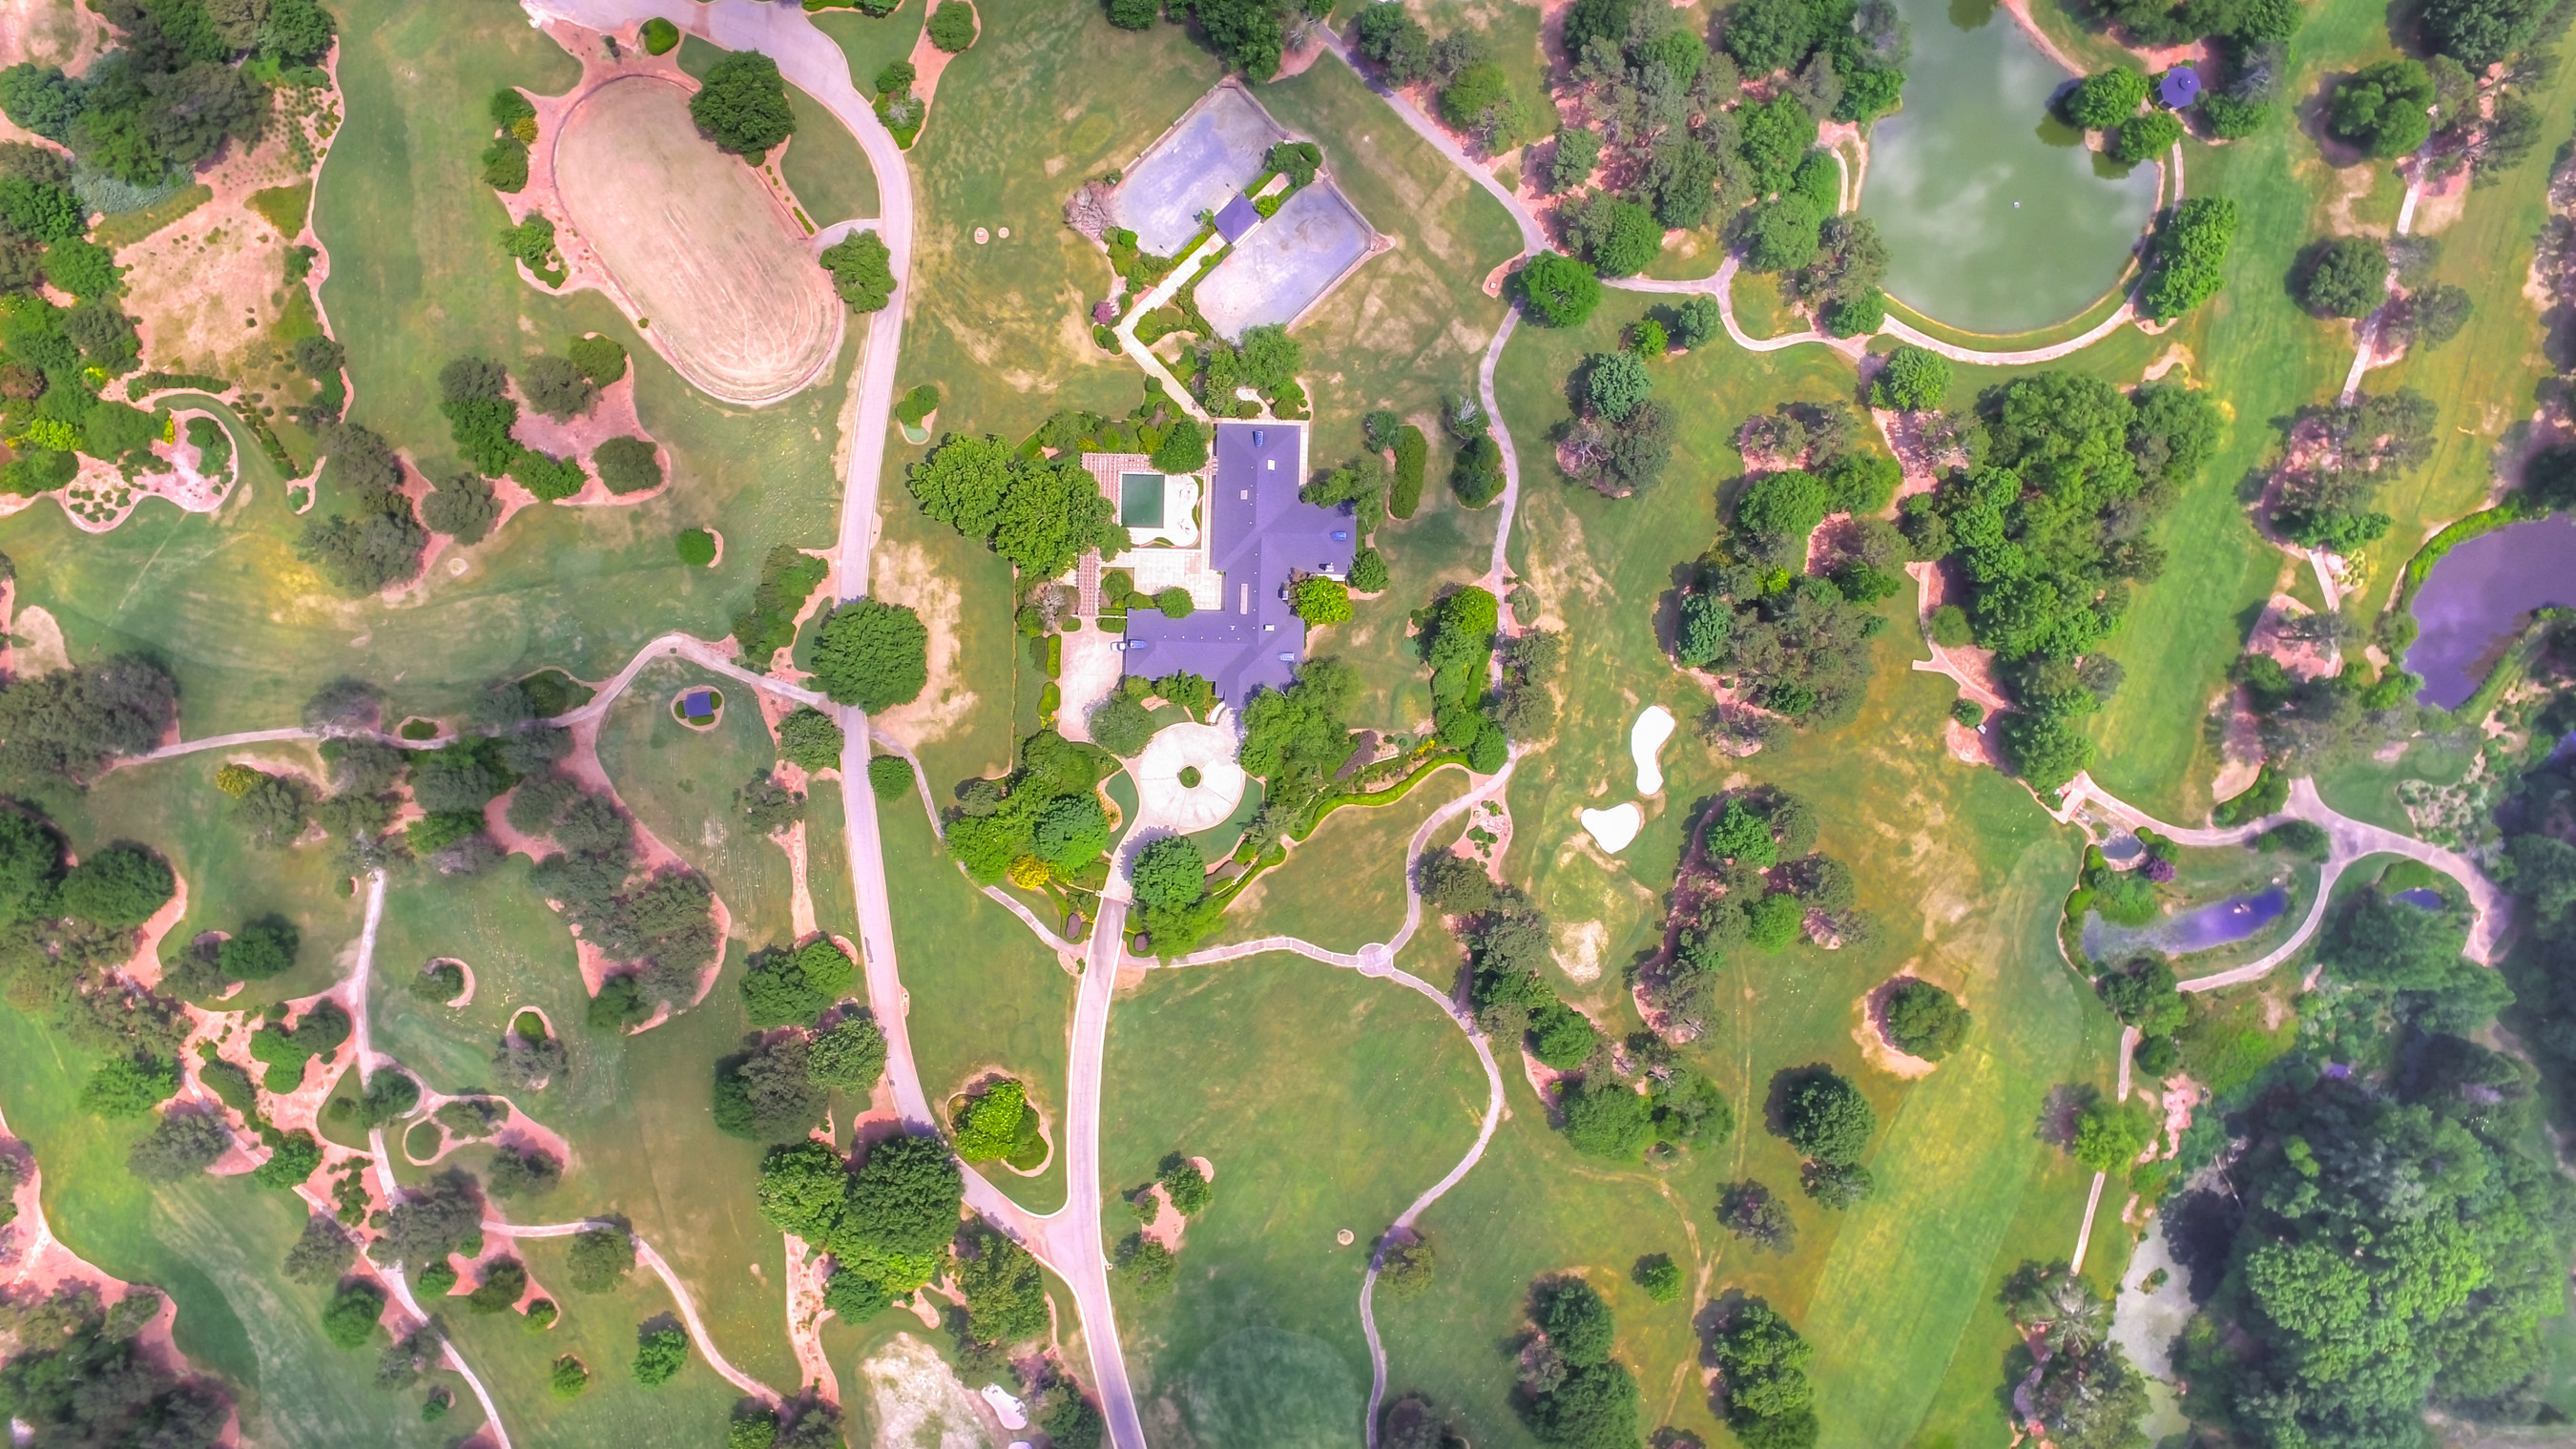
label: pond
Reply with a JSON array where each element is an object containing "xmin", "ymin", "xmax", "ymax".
[
  {"xmin": 1857, "ymin": 0, "xmax": 2165, "ymax": 331},
  {"xmin": 2403, "ymin": 511, "xmax": 2576, "ymax": 709},
  {"xmin": 2085, "ymin": 885, "xmax": 2290, "ymax": 960}
]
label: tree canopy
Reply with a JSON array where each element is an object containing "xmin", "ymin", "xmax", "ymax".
[
  {"xmin": 689, "ymin": 50, "xmax": 796, "ymax": 163},
  {"xmin": 905, "ymin": 433, "xmax": 1129, "ymax": 578},
  {"xmin": 811, "ymin": 600, "xmax": 928, "ymax": 713}
]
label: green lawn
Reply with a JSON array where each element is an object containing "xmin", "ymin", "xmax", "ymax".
[
  {"xmin": 592, "ymin": 657, "xmax": 799, "ymax": 940},
  {"xmin": 1098, "ymin": 950, "xmax": 1493, "ymax": 1439},
  {"xmin": 1211, "ymin": 769, "xmax": 1468, "ymax": 954},
  {"xmin": 779, "ymin": 82, "xmax": 881, "ymax": 229}
]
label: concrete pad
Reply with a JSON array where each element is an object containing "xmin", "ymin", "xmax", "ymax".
[
  {"xmin": 1055, "ymin": 629, "xmax": 1126, "ymax": 746},
  {"xmin": 1579, "ymin": 803, "xmax": 1642, "ymax": 853},
  {"xmin": 1132, "ymin": 721, "xmax": 1247, "ymax": 834},
  {"xmin": 1195, "ymin": 180, "xmax": 1375, "ymax": 339},
  {"xmin": 1631, "ymin": 706, "xmax": 1674, "ymax": 795},
  {"xmin": 1111, "ymin": 85, "xmax": 1281, "ymax": 258}
]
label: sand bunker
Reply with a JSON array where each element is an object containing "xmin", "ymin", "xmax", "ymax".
[
  {"xmin": 1132, "ymin": 721, "xmax": 1247, "ymax": 833},
  {"xmin": 1630, "ymin": 705, "xmax": 1674, "ymax": 795},
  {"xmin": 552, "ymin": 76, "xmax": 841, "ymax": 405},
  {"xmin": 1579, "ymin": 803, "xmax": 1641, "ymax": 853}
]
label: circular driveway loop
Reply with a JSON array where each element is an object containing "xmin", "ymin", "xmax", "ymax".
[{"xmin": 1132, "ymin": 722, "xmax": 1246, "ymax": 833}]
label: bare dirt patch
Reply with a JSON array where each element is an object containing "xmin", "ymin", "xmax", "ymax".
[
  {"xmin": 549, "ymin": 76, "xmax": 841, "ymax": 405},
  {"xmin": 863, "ymin": 539, "xmax": 975, "ymax": 749}
]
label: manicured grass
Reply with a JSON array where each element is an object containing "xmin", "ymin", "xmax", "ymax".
[
  {"xmin": 1098, "ymin": 950, "xmax": 1493, "ymax": 1432},
  {"xmin": 810, "ymin": 8, "xmax": 924, "ymax": 99},
  {"xmin": 778, "ymin": 82, "xmax": 881, "ymax": 228},
  {"xmin": 593, "ymin": 657, "xmax": 798, "ymax": 934},
  {"xmin": 877, "ymin": 782, "xmax": 1074, "ymax": 1214},
  {"xmin": 1211, "ymin": 769, "xmax": 1467, "ymax": 954}
]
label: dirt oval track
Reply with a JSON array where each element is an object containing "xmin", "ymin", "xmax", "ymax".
[{"xmin": 552, "ymin": 75, "xmax": 841, "ymax": 405}]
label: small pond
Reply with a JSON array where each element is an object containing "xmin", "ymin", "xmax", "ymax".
[
  {"xmin": 1858, "ymin": 0, "xmax": 2164, "ymax": 331},
  {"xmin": 2085, "ymin": 885, "xmax": 2289, "ymax": 961},
  {"xmin": 2393, "ymin": 887, "xmax": 2445, "ymax": 909},
  {"xmin": 2404, "ymin": 512, "xmax": 2576, "ymax": 709}
]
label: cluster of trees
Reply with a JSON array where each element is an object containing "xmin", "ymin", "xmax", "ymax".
[
  {"xmin": 1897, "ymin": 373, "xmax": 2220, "ymax": 789},
  {"xmin": 941, "ymin": 729, "xmax": 1122, "ymax": 893},
  {"xmin": 1515, "ymin": 1275, "xmax": 1640, "ymax": 1449},
  {"xmin": 905, "ymin": 431, "xmax": 1131, "ymax": 579},
  {"xmin": 1100, "ymin": 0, "xmax": 1309, "ymax": 81},
  {"xmin": 299, "ymin": 424, "xmax": 426, "ymax": 593},
  {"xmin": 0, "ymin": 0, "xmax": 331, "ymax": 188},
  {"xmin": 482, "ymin": 88, "xmax": 536, "ymax": 193},
  {"xmin": 430, "ymin": 353, "xmax": 648, "ymax": 507},
  {"xmin": 1130, "ymin": 832, "xmax": 1223, "ymax": 958},
  {"xmin": 1771, "ymin": 1064, "xmax": 1878, "ymax": 1207},
  {"xmin": 1554, "ymin": 341, "xmax": 1673, "ymax": 498},
  {"xmin": 2233, "ymin": 650, "xmax": 2424, "ymax": 772},
  {"xmin": 2055, "ymin": 65, "xmax": 2183, "ymax": 164},
  {"xmin": 1352, "ymin": 4, "xmax": 1548, "ymax": 152},
  {"xmin": 1191, "ymin": 322, "xmax": 1302, "ymax": 416},
  {"xmin": 2265, "ymin": 386, "xmax": 2436, "ymax": 554},
  {"xmin": 2000, "ymin": 1262, "xmax": 2147, "ymax": 1449},
  {"xmin": 1644, "ymin": 791, "xmax": 1858, "ymax": 1030},
  {"xmin": 1412, "ymin": 586, "xmax": 1514, "ymax": 773},
  {"xmin": 690, "ymin": 50, "xmax": 794, "ymax": 163},
  {"xmin": 2171, "ymin": 1053, "xmax": 2575, "ymax": 1444},
  {"xmin": 2076, "ymin": 0, "xmax": 2298, "ymax": 138},
  {"xmin": 1671, "ymin": 401, "xmax": 1901, "ymax": 726},
  {"xmin": 0, "ymin": 1283, "xmax": 231, "ymax": 1448},
  {"xmin": 0, "ymin": 187, "xmax": 165, "ymax": 494},
  {"xmin": 1708, "ymin": 1294, "xmax": 1819, "ymax": 1447},
  {"xmin": 1422, "ymin": 848, "xmax": 1731, "ymax": 1161},
  {"xmin": 714, "ymin": 1000, "xmax": 885, "ymax": 1141},
  {"xmin": 0, "ymin": 652, "xmax": 177, "ymax": 782},
  {"xmin": 759, "ymin": 1132, "xmax": 965, "ymax": 1323}
]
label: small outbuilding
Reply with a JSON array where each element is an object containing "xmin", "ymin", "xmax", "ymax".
[{"xmin": 2158, "ymin": 67, "xmax": 2201, "ymax": 108}]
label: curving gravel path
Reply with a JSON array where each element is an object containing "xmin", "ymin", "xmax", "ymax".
[{"xmin": 477, "ymin": 1217, "xmax": 779, "ymax": 1403}]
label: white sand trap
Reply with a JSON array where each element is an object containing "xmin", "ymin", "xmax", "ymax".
[
  {"xmin": 1132, "ymin": 721, "xmax": 1247, "ymax": 834},
  {"xmin": 1631, "ymin": 705, "xmax": 1675, "ymax": 794},
  {"xmin": 858, "ymin": 1333, "xmax": 989, "ymax": 1448},
  {"xmin": 1579, "ymin": 803, "xmax": 1642, "ymax": 853}
]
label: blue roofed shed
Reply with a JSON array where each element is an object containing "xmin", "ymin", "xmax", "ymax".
[
  {"xmin": 1120, "ymin": 421, "xmax": 1355, "ymax": 707},
  {"xmin": 1214, "ymin": 192, "xmax": 1262, "ymax": 243}
]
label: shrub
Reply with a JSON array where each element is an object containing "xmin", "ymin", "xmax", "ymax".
[
  {"xmin": 566, "ymin": 1227, "xmax": 634, "ymax": 1294},
  {"xmin": 927, "ymin": 0, "xmax": 976, "ymax": 52},
  {"xmin": 1389, "ymin": 425, "xmax": 1428, "ymax": 517},
  {"xmin": 1559, "ymin": 1075, "xmax": 1654, "ymax": 1159},
  {"xmin": 480, "ymin": 135, "xmax": 529, "ymax": 192},
  {"xmin": 549, "ymin": 1355, "xmax": 590, "ymax": 1400},
  {"xmin": 676, "ymin": 528, "xmax": 717, "ymax": 567},
  {"xmin": 1950, "ymin": 697, "xmax": 1984, "ymax": 727},
  {"xmin": 592, "ymin": 437, "xmax": 661, "ymax": 495},
  {"xmin": 740, "ymin": 939, "xmax": 857, "ymax": 1027},
  {"xmin": 1349, "ymin": 547, "xmax": 1389, "ymax": 592},
  {"xmin": 867, "ymin": 754, "xmax": 915, "ymax": 800},
  {"xmin": 81, "ymin": 1055, "xmax": 177, "ymax": 1118},
  {"xmin": 1289, "ymin": 576, "xmax": 1351, "ymax": 626},
  {"xmin": 689, "ymin": 51, "xmax": 795, "ymax": 163},
  {"xmin": 811, "ymin": 599, "xmax": 928, "ymax": 713},
  {"xmin": 641, "ymin": 16, "xmax": 678, "ymax": 53},
  {"xmin": 220, "ymin": 915, "xmax": 300, "ymax": 980},
  {"xmin": 1149, "ymin": 417, "xmax": 1205, "ymax": 472},
  {"xmin": 1154, "ymin": 587, "xmax": 1194, "ymax": 618}
]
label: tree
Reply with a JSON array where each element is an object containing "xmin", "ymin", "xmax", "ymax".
[
  {"xmin": 1583, "ymin": 350, "xmax": 1652, "ymax": 422},
  {"xmin": 2140, "ymin": 197, "xmax": 2237, "ymax": 321},
  {"xmin": 59, "ymin": 844, "xmax": 175, "ymax": 930},
  {"xmin": 1290, "ymin": 575, "xmax": 1352, "ymax": 626},
  {"xmin": 321, "ymin": 1281, "xmax": 386, "ymax": 1349},
  {"xmin": 1880, "ymin": 979, "xmax": 1969, "ymax": 1059},
  {"xmin": 740, "ymin": 939, "xmax": 857, "ymax": 1027},
  {"xmin": 819, "ymin": 230, "xmax": 894, "ymax": 312},
  {"xmin": 1566, "ymin": 195, "xmax": 1662, "ymax": 277},
  {"xmin": 1524, "ymin": 1359, "xmax": 1640, "ymax": 1448},
  {"xmin": 1106, "ymin": 0, "xmax": 1160, "ymax": 29},
  {"xmin": 1871, "ymin": 344, "xmax": 1947, "ymax": 411},
  {"xmin": 2069, "ymin": 1095, "xmax": 2153, "ymax": 1171},
  {"xmin": 1516, "ymin": 252, "xmax": 1601, "ymax": 327},
  {"xmin": 630, "ymin": 1324, "xmax": 689, "ymax": 1387},
  {"xmin": 1130, "ymin": 835, "xmax": 1207, "ymax": 912},
  {"xmin": 1708, "ymin": 1297, "xmax": 1815, "ymax": 1422},
  {"xmin": 952, "ymin": 1081, "xmax": 1029, "ymax": 1162},
  {"xmin": 926, "ymin": 0, "xmax": 977, "ymax": 50},
  {"xmin": 1559, "ymin": 1075, "xmax": 1654, "ymax": 1159},
  {"xmin": 487, "ymin": 1147, "xmax": 561, "ymax": 1201},
  {"xmin": 1188, "ymin": 0, "xmax": 1286, "ymax": 78},
  {"xmin": 284, "ymin": 1213, "xmax": 357, "ymax": 1284},
  {"xmin": 807, "ymin": 1013, "xmax": 888, "ymax": 1089},
  {"xmin": 1776, "ymin": 1066, "xmax": 1873, "ymax": 1164},
  {"xmin": 1149, "ymin": 416, "xmax": 1205, "ymax": 472},
  {"xmin": 2420, "ymin": 0, "xmax": 2548, "ymax": 66},
  {"xmin": 2061, "ymin": 68, "xmax": 2148, "ymax": 129},
  {"xmin": 421, "ymin": 471, "xmax": 502, "ymax": 544},
  {"xmin": 519, "ymin": 354, "xmax": 598, "ymax": 422},
  {"xmin": 2001, "ymin": 710, "xmax": 2092, "ymax": 792},
  {"xmin": 811, "ymin": 600, "xmax": 927, "ymax": 712},
  {"xmin": 549, "ymin": 1355, "xmax": 590, "ymax": 1400},
  {"xmin": 128, "ymin": 1109, "xmax": 232, "ymax": 1183},
  {"xmin": 565, "ymin": 1227, "xmax": 635, "ymax": 1294},
  {"xmin": 2295, "ymin": 235, "xmax": 2386, "ymax": 318},
  {"xmin": 1535, "ymin": 1276, "xmax": 1617, "ymax": 1369},
  {"xmin": 841, "ymin": 1132, "xmax": 964, "ymax": 1281},
  {"xmin": 0, "ymin": 656, "xmax": 178, "ymax": 781},
  {"xmin": 1718, "ymin": 1179, "xmax": 1797, "ymax": 1251},
  {"xmin": 1159, "ymin": 1152, "xmax": 1213, "ymax": 1214},
  {"xmin": 1740, "ymin": 196, "xmax": 1822, "ymax": 272},
  {"xmin": 1736, "ymin": 469, "xmax": 1829, "ymax": 545},
  {"xmin": 218, "ymin": 915, "xmax": 299, "ymax": 981},
  {"xmin": 2328, "ymin": 59, "xmax": 2434, "ymax": 158},
  {"xmin": 1548, "ymin": 126, "xmax": 1603, "ymax": 193},
  {"xmin": 82, "ymin": 1055, "xmax": 178, "ymax": 1119},
  {"xmin": 689, "ymin": 51, "xmax": 795, "ymax": 163},
  {"xmin": 953, "ymin": 1225, "xmax": 1049, "ymax": 1344},
  {"xmin": 2109, "ymin": 109, "xmax": 2182, "ymax": 165},
  {"xmin": 713, "ymin": 1034, "xmax": 827, "ymax": 1139}
]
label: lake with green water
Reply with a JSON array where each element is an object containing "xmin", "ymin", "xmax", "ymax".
[{"xmin": 1859, "ymin": 0, "xmax": 2164, "ymax": 332}]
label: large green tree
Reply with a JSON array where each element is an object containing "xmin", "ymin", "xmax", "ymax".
[{"xmin": 689, "ymin": 50, "xmax": 796, "ymax": 163}]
